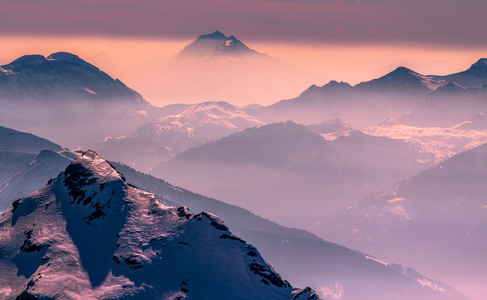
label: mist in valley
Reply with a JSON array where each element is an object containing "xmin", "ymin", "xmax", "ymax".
[{"xmin": 1, "ymin": 26, "xmax": 487, "ymax": 299}]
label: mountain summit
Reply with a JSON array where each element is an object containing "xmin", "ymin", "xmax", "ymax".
[
  {"xmin": 355, "ymin": 66, "xmax": 444, "ymax": 92},
  {"xmin": 0, "ymin": 150, "xmax": 318, "ymax": 299},
  {"xmin": 462, "ymin": 58, "xmax": 487, "ymax": 78},
  {"xmin": 0, "ymin": 52, "xmax": 147, "ymax": 104},
  {"xmin": 178, "ymin": 30, "xmax": 261, "ymax": 58}
]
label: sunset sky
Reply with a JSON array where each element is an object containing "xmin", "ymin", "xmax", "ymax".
[{"xmin": 1, "ymin": 0, "xmax": 486, "ymax": 106}]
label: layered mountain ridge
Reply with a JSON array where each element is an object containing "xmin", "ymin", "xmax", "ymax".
[
  {"xmin": 249, "ymin": 58, "xmax": 487, "ymax": 128},
  {"xmin": 98, "ymin": 101, "xmax": 265, "ymax": 171},
  {"xmin": 0, "ymin": 124, "xmax": 469, "ymax": 299},
  {"xmin": 152, "ymin": 121, "xmax": 435, "ymax": 228},
  {"xmin": 322, "ymin": 142, "xmax": 487, "ymax": 299}
]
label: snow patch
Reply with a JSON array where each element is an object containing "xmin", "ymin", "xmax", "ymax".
[
  {"xmin": 365, "ymin": 255, "xmax": 388, "ymax": 266},
  {"xmin": 365, "ymin": 117, "xmax": 487, "ymax": 162},
  {"xmin": 387, "ymin": 205, "xmax": 411, "ymax": 220},
  {"xmin": 417, "ymin": 278, "xmax": 446, "ymax": 292},
  {"xmin": 319, "ymin": 283, "xmax": 344, "ymax": 299},
  {"xmin": 84, "ymin": 87, "xmax": 96, "ymax": 95},
  {"xmin": 0, "ymin": 67, "xmax": 14, "ymax": 75},
  {"xmin": 136, "ymin": 110, "xmax": 148, "ymax": 118},
  {"xmin": 387, "ymin": 197, "xmax": 405, "ymax": 203},
  {"xmin": 0, "ymin": 287, "xmax": 12, "ymax": 297}
]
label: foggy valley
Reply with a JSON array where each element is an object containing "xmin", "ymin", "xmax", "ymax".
[{"xmin": 1, "ymin": 7, "xmax": 487, "ymax": 299}]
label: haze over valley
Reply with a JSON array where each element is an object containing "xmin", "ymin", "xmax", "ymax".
[{"xmin": 1, "ymin": 2, "xmax": 487, "ymax": 298}]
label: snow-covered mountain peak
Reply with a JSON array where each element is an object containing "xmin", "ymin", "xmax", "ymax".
[
  {"xmin": 178, "ymin": 31, "xmax": 259, "ymax": 58},
  {"xmin": 98, "ymin": 101, "xmax": 267, "ymax": 171},
  {"xmin": 0, "ymin": 151, "xmax": 317, "ymax": 299},
  {"xmin": 157, "ymin": 101, "xmax": 265, "ymax": 130},
  {"xmin": 67, "ymin": 150, "xmax": 126, "ymax": 184}
]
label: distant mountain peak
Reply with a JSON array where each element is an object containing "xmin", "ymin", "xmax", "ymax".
[
  {"xmin": 390, "ymin": 66, "xmax": 419, "ymax": 75},
  {"xmin": 323, "ymin": 80, "xmax": 353, "ymax": 89},
  {"xmin": 355, "ymin": 65, "xmax": 443, "ymax": 92},
  {"xmin": 197, "ymin": 30, "xmax": 227, "ymax": 40},
  {"xmin": 0, "ymin": 52, "xmax": 148, "ymax": 104},
  {"xmin": 298, "ymin": 80, "xmax": 353, "ymax": 98},
  {"xmin": 464, "ymin": 58, "xmax": 487, "ymax": 78},
  {"xmin": 472, "ymin": 58, "xmax": 487, "ymax": 68},
  {"xmin": 178, "ymin": 31, "xmax": 260, "ymax": 58}
]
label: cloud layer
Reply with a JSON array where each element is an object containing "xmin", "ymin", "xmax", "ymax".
[{"xmin": 1, "ymin": 0, "xmax": 486, "ymax": 47}]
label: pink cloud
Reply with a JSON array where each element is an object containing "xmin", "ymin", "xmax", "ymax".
[{"xmin": 1, "ymin": 0, "xmax": 486, "ymax": 47}]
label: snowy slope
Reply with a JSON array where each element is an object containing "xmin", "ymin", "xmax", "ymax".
[
  {"xmin": 364, "ymin": 113, "xmax": 487, "ymax": 162},
  {"xmin": 113, "ymin": 162, "xmax": 467, "ymax": 300},
  {"xmin": 98, "ymin": 101, "xmax": 265, "ymax": 171},
  {"xmin": 0, "ymin": 151, "xmax": 318, "ymax": 299}
]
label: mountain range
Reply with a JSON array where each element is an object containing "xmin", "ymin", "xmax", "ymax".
[
  {"xmin": 364, "ymin": 114, "xmax": 487, "ymax": 162},
  {"xmin": 0, "ymin": 128, "xmax": 465, "ymax": 299},
  {"xmin": 151, "ymin": 121, "xmax": 435, "ymax": 229},
  {"xmin": 247, "ymin": 58, "xmax": 487, "ymax": 128},
  {"xmin": 2, "ymin": 44, "xmax": 487, "ymax": 299},
  {"xmin": 98, "ymin": 101, "xmax": 265, "ymax": 171}
]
